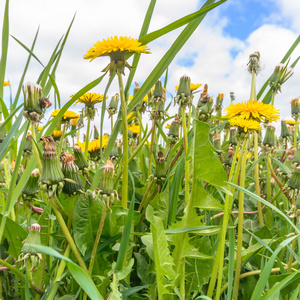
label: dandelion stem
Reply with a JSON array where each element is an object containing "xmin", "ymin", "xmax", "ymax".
[
  {"xmin": 31, "ymin": 123, "xmax": 42, "ymax": 173},
  {"xmin": 254, "ymin": 131, "xmax": 264, "ymax": 227},
  {"xmin": 233, "ymin": 138, "xmax": 248, "ymax": 300},
  {"xmin": 84, "ymin": 116, "xmax": 91, "ymax": 158},
  {"xmin": 50, "ymin": 196, "xmax": 89, "ymax": 275},
  {"xmin": 117, "ymin": 71, "xmax": 129, "ymax": 209},
  {"xmin": 88, "ymin": 202, "xmax": 107, "ymax": 275}
]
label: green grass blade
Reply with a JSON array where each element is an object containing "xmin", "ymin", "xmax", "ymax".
[
  {"xmin": 228, "ymin": 182, "xmax": 300, "ymax": 234},
  {"xmin": 48, "ymin": 74, "xmax": 61, "ymax": 108},
  {"xmin": 27, "ymin": 245, "xmax": 103, "ymax": 300},
  {"xmin": 258, "ymin": 34, "xmax": 300, "ymax": 102},
  {"xmin": 115, "ymin": 171, "xmax": 136, "ymax": 271},
  {"xmin": 227, "ymin": 218, "xmax": 235, "ymax": 300},
  {"xmin": 12, "ymin": 27, "xmax": 40, "ymax": 109},
  {"xmin": 156, "ymin": 122, "xmax": 168, "ymax": 144},
  {"xmin": 250, "ymin": 235, "xmax": 298, "ymax": 300},
  {"xmin": 0, "ymin": 96, "xmax": 9, "ymax": 119},
  {"xmin": 139, "ymin": 0, "xmax": 226, "ymax": 45},
  {"xmin": 103, "ymin": 0, "xmax": 218, "ymax": 164},
  {"xmin": 11, "ymin": 35, "xmax": 44, "ymax": 67},
  {"xmin": 45, "ymin": 73, "xmax": 107, "ymax": 136},
  {"xmin": 0, "ymin": 103, "xmax": 23, "ymax": 132},
  {"xmin": 0, "ymin": 0, "xmax": 9, "ymax": 102},
  {"xmin": 270, "ymin": 156, "xmax": 291, "ymax": 174},
  {"xmin": 38, "ymin": 36, "xmax": 63, "ymax": 90},
  {"xmin": 0, "ymin": 112, "xmax": 23, "ymax": 162},
  {"xmin": 124, "ymin": 0, "xmax": 156, "ymax": 96},
  {"xmin": 43, "ymin": 14, "xmax": 76, "ymax": 96}
]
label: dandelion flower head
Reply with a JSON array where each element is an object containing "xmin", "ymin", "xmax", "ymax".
[{"xmin": 223, "ymin": 100, "xmax": 280, "ymax": 122}]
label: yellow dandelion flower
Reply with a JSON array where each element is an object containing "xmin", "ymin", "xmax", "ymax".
[
  {"xmin": 223, "ymin": 100, "xmax": 280, "ymax": 122},
  {"xmin": 70, "ymin": 118, "xmax": 79, "ymax": 127},
  {"xmin": 127, "ymin": 112, "xmax": 136, "ymax": 121},
  {"xmin": 3, "ymin": 81, "xmax": 10, "ymax": 86},
  {"xmin": 74, "ymin": 92, "xmax": 106, "ymax": 106},
  {"xmin": 285, "ymin": 120, "xmax": 296, "ymax": 125},
  {"xmin": 128, "ymin": 95, "xmax": 148, "ymax": 102},
  {"xmin": 84, "ymin": 36, "xmax": 151, "ymax": 62},
  {"xmin": 51, "ymin": 109, "xmax": 80, "ymax": 120},
  {"xmin": 237, "ymin": 152, "xmax": 252, "ymax": 160},
  {"xmin": 128, "ymin": 124, "xmax": 140, "ymax": 135},
  {"xmin": 229, "ymin": 117, "xmax": 262, "ymax": 132},
  {"xmin": 52, "ymin": 130, "xmax": 63, "ymax": 139},
  {"xmin": 77, "ymin": 135, "xmax": 109, "ymax": 153},
  {"xmin": 165, "ymin": 124, "xmax": 171, "ymax": 129},
  {"xmin": 175, "ymin": 83, "xmax": 201, "ymax": 92}
]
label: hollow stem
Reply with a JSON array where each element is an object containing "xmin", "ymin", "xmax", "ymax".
[
  {"xmin": 117, "ymin": 71, "xmax": 129, "ymax": 209},
  {"xmin": 88, "ymin": 202, "xmax": 107, "ymax": 275},
  {"xmin": 57, "ymin": 123, "xmax": 66, "ymax": 157},
  {"xmin": 233, "ymin": 138, "xmax": 248, "ymax": 300},
  {"xmin": 31, "ymin": 123, "xmax": 42, "ymax": 173},
  {"xmin": 50, "ymin": 196, "xmax": 89, "ymax": 274},
  {"xmin": 84, "ymin": 116, "xmax": 91, "ymax": 158}
]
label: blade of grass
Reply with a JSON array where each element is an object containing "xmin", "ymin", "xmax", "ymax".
[
  {"xmin": 124, "ymin": 0, "xmax": 156, "ymax": 96},
  {"xmin": 45, "ymin": 73, "xmax": 107, "ymax": 136},
  {"xmin": 115, "ymin": 171, "xmax": 135, "ymax": 270},
  {"xmin": 48, "ymin": 74, "xmax": 61, "ymax": 109},
  {"xmin": 250, "ymin": 235, "xmax": 298, "ymax": 300},
  {"xmin": 27, "ymin": 245, "xmax": 103, "ymax": 300},
  {"xmin": 258, "ymin": 34, "xmax": 300, "ymax": 102},
  {"xmin": 139, "ymin": 0, "xmax": 226, "ymax": 45},
  {"xmin": 12, "ymin": 27, "xmax": 40, "ymax": 109},
  {"xmin": 103, "ymin": 0, "xmax": 219, "ymax": 164},
  {"xmin": 227, "ymin": 182, "xmax": 300, "ymax": 234},
  {"xmin": 0, "ymin": 0, "xmax": 9, "ymax": 103},
  {"xmin": 43, "ymin": 14, "xmax": 76, "ymax": 96},
  {"xmin": 0, "ymin": 103, "xmax": 23, "ymax": 133}
]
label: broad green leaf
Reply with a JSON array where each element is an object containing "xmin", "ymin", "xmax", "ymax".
[
  {"xmin": 144, "ymin": 205, "xmax": 177, "ymax": 298},
  {"xmin": 190, "ymin": 120, "xmax": 228, "ymax": 192},
  {"xmin": 27, "ymin": 245, "xmax": 103, "ymax": 300},
  {"xmin": 73, "ymin": 194, "xmax": 104, "ymax": 255},
  {"xmin": 0, "ymin": 214, "xmax": 27, "ymax": 258}
]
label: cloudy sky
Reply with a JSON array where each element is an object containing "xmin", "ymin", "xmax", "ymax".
[{"xmin": 1, "ymin": 0, "xmax": 300, "ymax": 132}]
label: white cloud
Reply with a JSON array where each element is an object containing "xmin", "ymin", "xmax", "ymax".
[{"xmin": 1, "ymin": 0, "xmax": 300, "ymax": 136}]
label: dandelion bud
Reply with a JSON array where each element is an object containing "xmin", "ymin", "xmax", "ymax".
[
  {"xmin": 197, "ymin": 97, "xmax": 214, "ymax": 122},
  {"xmin": 154, "ymin": 151, "xmax": 166, "ymax": 182},
  {"xmin": 22, "ymin": 169, "xmax": 40, "ymax": 201},
  {"xmin": 168, "ymin": 115, "xmax": 180, "ymax": 146},
  {"xmin": 134, "ymin": 82, "xmax": 140, "ymax": 95},
  {"xmin": 291, "ymin": 98, "xmax": 300, "ymax": 118},
  {"xmin": 102, "ymin": 159, "xmax": 115, "ymax": 198},
  {"xmin": 22, "ymin": 82, "xmax": 52, "ymax": 123},
  {"xmin": 247, "ymin": 51, "xmax": 261, "ymax": 74},
  {"xmin": 23, "ymin": 133, "xmax": 33, "ymax": 159},
  {"xmin": 287, "ymin": 166, "xmax": 300, "ymax": 192},
  {"xmin": 17, "ymin": 223, "xmax": 43, "ymax": 271},
  {"xmin": 73, "ymin": 145, "xmax": 89, "ymax": 173},
  {"xmin": 281, "ymin": 120, "xmax": 292, "ymax": 139},
  {"xmin": 0, "ymin": 122, "xmax": 6, "ymax": 143},
  {"xmin": 292, "ymin": 148, "xmax": 300, "ymax": 166},
  {"xmin": 150, "ymin": 80, "xmax": 164, "ymax": 107},
  {"xmin": 224, "ymin": 147, "xmax": 235, "ymax": 167},
  {"xmin": 213, "ymin": 133, "xmax": 221, "ymax": 151},
  {"xmin": 94, "ymin": 125, "xmax": 99, "ymax": 140},
  {"xmin": 262, "ymin": 125, "xmax": 276, "ymax": 151},
  {"xmin": 174, "ymin": 75, "xmax": 192, "ymax": 107},
  {"xmin": 229, "ymin": 127, "xmax": 238, "ymax": 146},
  {"xmin": 230, "ymin": 92, "xmax": 235, "ymax": 102},
  {"xmin": 60, "ymin": 152, "xmax": 83, "ymax": 195},
  {"xmin": 107, "ymin": 93, "xmax": 119, "ymax": 116},
  {"xmin": 39, "ymin": 136, "xmax": 64, "ymax": 197},
  {"xmin": 215, "ymin": 93, "xmax": 224, "ymax": 115},
  {"xmin": 269, "ymin": 63, "xmax": 293, "ymax": 93},
  {"xmin": 109, "ymin": 141, "xmax": 120, "ymax": 161},
  {"xmin": 0, "ymin": 163, "xmax": 6, "ymax": 188}
]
